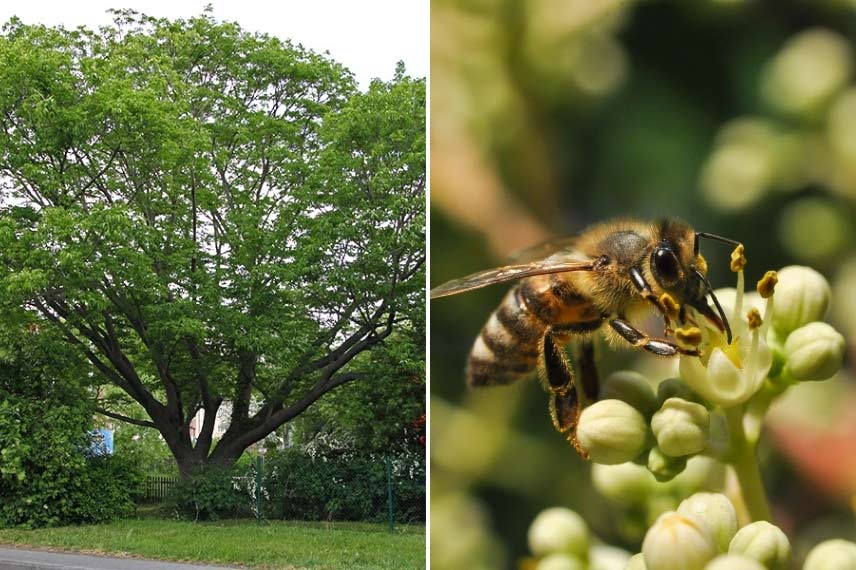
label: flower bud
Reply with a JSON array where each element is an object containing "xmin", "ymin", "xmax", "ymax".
[
  {"xmin": 642, "ymin": 511, "xmax": 718, "ymax": 570},
  {"xmin": 657, "ymin": 378, "xmax": 700, "ymax": 405},
  {"xmin": 577, "ymin": 400, "xmax": 650, "ymax": 465},
  {"xmin": 651, "ymin": 398, "xmax": 710, "ymax": 457},
  {"xmin": 770, "ymin": 265, "xmax": 830, "ymax": 336},
  {"xmin": 784, "ymin": 322, "xmax": 845, "ymax": 381},
  {"xmin": 647, "ymin": 446, "xmax": 687, "ymax": 483},
  {"xmin": 802, "ymin": 539, "xmax": 856, "ymax": 570},
  {"xmin": 600, "ymin": 371, "xmax": 659, "ymax": 418},
  {"xmin": 704, "ymin": 554, "xmax": 765, "ymax": 570},
  {"xmin": 728, "ymin": 521, "xmax": 790, "ymax": 570},
  {"xmin": 590, "ymin": 545, "xmax": 632, "ymax": 570},
  {"xmin": 678, "ymin": 493, "xmax": 737, "ymax": 552},
  {"xmin": 528, "ymin": 507, "xmax": 589, "ymax": 558},
  {"xmin": 626, "ymin": 553, "xmax": 647, "ymax": 570},
  {"xmin": 591, "ymin": 462, "xmax": 654, "ymax": 505},
  {"xmin": 670, "ymin": 456, "xmax": 727, "ymax": 497},
  {"xmin": 537, "ymin": 553, "xmax": 586, "ymax": 570}
]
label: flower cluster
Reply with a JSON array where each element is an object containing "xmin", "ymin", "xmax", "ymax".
[
  {"xmin": 519, "ymin": 257, "xmax": 850, "ymax": 570},
  {"xmin": 575, "ymin": 255, "xmax": 845, "ymax": 483},
  {"xmin": 524, "ymin": 495, "xmax": 856, "ymax": 570}
]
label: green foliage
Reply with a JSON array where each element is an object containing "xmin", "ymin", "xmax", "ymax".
[
  {"xmin": 169, "ymin": 465, "xmax": 254, "ymax": 521},
  {"xmin": 264, "ymin": 447, "xmax": 425, "ymax": 524},
  {"xmin": 0, "ymin": 318, "xmax": 142, "ymax": 527},
  {"xmin": 0, "ymin": 11, "xmax": 425, "ymax": 473}
]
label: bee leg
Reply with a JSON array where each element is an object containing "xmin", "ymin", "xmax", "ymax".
[
  {"xmin": 542, "ymin": 333, "xmax": 589, "ymax": 459},
  {"xmin": 576, "ymin": 340, "xmax": 599, "ymax": 402},
  {"xmin": 629, "ymin": 267, "xmax": 673, "ymax": 332},
  {"xmin": 609, "ymin": 318, "xmax": 700, "ymax": 357}
]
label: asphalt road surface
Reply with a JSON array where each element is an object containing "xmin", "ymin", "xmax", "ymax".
[{"xmin": 0, "ymin": 548, "xmax": 239, "ymax": 570}]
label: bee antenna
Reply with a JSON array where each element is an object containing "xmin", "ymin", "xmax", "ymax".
[
  {"xmin": 694, "ymin": 231, "xmax": 743, "ymax": 256},
  {"xmin": 694, "ymin": 268, "xmax": 733, "ymax": 344}
]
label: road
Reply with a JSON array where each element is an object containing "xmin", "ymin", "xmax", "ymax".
[{"xmin": 0, "ymin": 548, "xmax": 239, "ymax": 570}]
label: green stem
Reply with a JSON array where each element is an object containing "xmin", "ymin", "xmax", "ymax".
[{"xmin": 725, "ymin": 406, "xmax": 772, "ymax": 523}]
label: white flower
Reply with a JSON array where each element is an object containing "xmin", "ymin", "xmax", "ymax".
[
  {"xmin": 642, "ymin": 511, "xmax": 718, "ymax": 570},
  {"xmin": 679, "ymin": 264, "xmax": 773, "ymax": 407}
]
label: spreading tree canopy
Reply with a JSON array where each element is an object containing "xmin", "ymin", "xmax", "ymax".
[{"xmin": 0, "ymin": 11, "xmax": 425, "ymax": 475}]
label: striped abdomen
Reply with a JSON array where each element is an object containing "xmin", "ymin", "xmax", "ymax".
[{"xmin": 466, "ymin": 275, "xmax": 602, "ymax": 387}]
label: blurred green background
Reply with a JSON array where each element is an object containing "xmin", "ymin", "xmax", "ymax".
[{"xmin": 430, "ymin": 0, "xmax": 856, "ymax": 568}]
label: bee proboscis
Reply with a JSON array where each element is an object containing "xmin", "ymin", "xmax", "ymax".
[{"xmin": 431, "ymin": 217, "xmax": 740, "ymax": 456}]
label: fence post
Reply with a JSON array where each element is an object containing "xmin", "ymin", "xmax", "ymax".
[
  {"xmin": 385, "ymin": 455, "xmax": 394, "ymax": 533},
  {"xmin": 256, "ymin": 455, "xmax": 264, "ymax": 522}
]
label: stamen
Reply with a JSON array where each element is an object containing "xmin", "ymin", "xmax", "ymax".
[
  {"xmin": 730, "ymin": 244, "xmax": 747, "ymax": 272},
  {"xmin": 757, "ymin": 270, "xmax": 778, "ymax": 299},
  {"xmin": 747, "ymin": 308, "xmax": 763, "ymax": 330}
]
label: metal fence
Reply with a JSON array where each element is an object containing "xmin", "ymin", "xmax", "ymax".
[
  {"xmin": 143, "ymin": 475, "xmax": 179, "ymax": 501},
  {"xmin": 140, "ymin": 452, "xmax": 425, "ymax": 530}
]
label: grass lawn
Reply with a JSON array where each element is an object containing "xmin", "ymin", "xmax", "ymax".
[{"xmin": 0, "ymin": 518, "xmax": 425, "ymax": 570}]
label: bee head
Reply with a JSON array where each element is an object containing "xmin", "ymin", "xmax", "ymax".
[{"xmin": 652, "ymin": 219, "xmax": 735, "ymax": 343}]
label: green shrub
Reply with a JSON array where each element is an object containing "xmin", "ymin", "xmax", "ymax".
[
  {"xmin": 263, "ymin": 448, "xmax": 425, "ymax": 523},
  {"xmin": 0, "ymin": 396, "xmax": 143, "ymax": 528},
  {"xmin": 168, "ymin": 465, "xmax": 254, "ymax": 521}
]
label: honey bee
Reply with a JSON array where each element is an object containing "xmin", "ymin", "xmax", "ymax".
[{"xmin": 431, "ymin": 217, "xmax": 740, "ymax": 456}]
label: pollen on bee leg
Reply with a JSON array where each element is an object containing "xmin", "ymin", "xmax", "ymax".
[
  {"xmin": 695, "ymin": 254, "xmax": 708, "ymax": 275},
  {"xmin": 757, "ymin": 270, "xmax": 778, "ymax": 298},
  {"xmin": 675, "ymin": 326, "xmax": 703, "ymax": 347},
  {"xmin": 730, "ymin": 244, "xmax": 747, "ymax": 272},
  {"xmin": 659, "ymin": 293, "xmax": 680, "ymax": 322},
  {"xmin": 747, "ymin": 307, "xmax": 763, "ymax": 330}
]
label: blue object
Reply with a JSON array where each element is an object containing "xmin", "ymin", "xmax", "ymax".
[{"xmin": 89, "ymin": 428, "xmax": 114, "ymax": 456}]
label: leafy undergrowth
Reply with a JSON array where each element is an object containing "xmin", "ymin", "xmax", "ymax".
[{"xmin": 0, "ymin": 518, "xmax": 425, "ymax": 570}]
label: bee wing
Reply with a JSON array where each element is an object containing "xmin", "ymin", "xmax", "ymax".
[
  {"xmin": 508, "ymin": 235, "xmax": 580, "ymax": 263},
  {"xmin": 430, "ymin": 258, "xmax": 595, "ymax": 299}
]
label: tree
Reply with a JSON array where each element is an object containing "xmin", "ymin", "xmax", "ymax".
[{"xmin": 0, "ymin": 12, "xmax": 425, "ymax": 476}]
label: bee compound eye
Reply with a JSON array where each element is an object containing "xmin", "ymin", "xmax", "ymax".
[{"xmin": 653, "ymin": 248, "xmax": 680, "ymax": 285}]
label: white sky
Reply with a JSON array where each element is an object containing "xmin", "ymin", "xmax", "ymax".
[{"xmin": 0, "ymin": 0, "xmax": 428, "ymax": 89}]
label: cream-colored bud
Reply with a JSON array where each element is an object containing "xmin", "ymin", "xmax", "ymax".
[
  {"xmin": 803, "ymin": 539, "xmax": 856, "ymax": 570},
  {"xmin": 784, "ymin": 322, "xmax": 845, "ymax": 381},
  {"xmin": 704, "ymin": 554, "xmax": 765, "ymax": 570},
  {"xmin": 625, "ymin": 553, "xmax": 647, "ymax": 570},
  {"xmin": 670, "ymin": 456, "xmax": 728, "ymax": 497},
  {"xmin": 770, "ymin": 265, "xmax": 831, "ymax": 336},
  {"xmin": 591, "ymin": 462, "xmax": 654, "ymax": 505},
  {"xmin": 590, "ymin": 544, "xmax": 632, "ymax": 570},
  {"xmin": 678, "ymin": 493, "xmax": 737, "ymax": 552},
  {"xmin": 577, "ymin": 400, "xmax": 650, "ymax": 465},
  {"xmin": 600, "ymin": 371, "xmax": 659, "ymax": 418},
  {"xmin": 647, "ymin": 446, "xmax": 687, "ymax": 483},
  {"xmin": 728, "ymin": 521, "xmax": 790, "ymax": 570},
  {"xmin": 528, "ymin": 507, "xmax": 590, "ymax": 558},
  {"xmin": 652, "ymin": 398, "xmax": 710, "ymax": 457},
  {"xmin": 537, "ymin": 553, "xmax": 586, "ymax": 570},
  {"xmin": 642, "ymin": 511, "xmax": 718, "ymax": 570}
]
